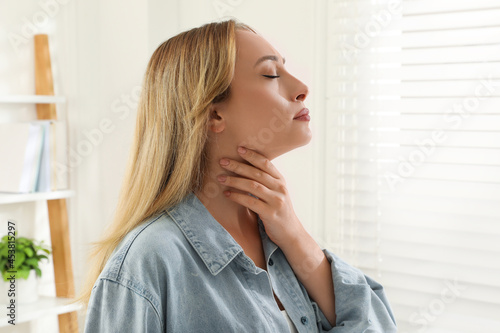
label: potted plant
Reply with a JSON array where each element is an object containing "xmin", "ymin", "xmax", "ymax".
[{"xmin": 0, "ymin": 232, "xmax": 51, "ymax": 304}]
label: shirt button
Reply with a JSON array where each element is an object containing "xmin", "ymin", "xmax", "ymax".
[
  {"xmin": 268, "ymin": 258, "xmax": 274, "ymax": 266},
  {"xmin": 300, "ymin": 316, "xmax": 308, "ymax": 325}
]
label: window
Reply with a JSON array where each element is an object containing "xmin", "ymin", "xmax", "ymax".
[{"xmin": 323, "ymin": 1, "xmax": 500, "ymax": 331}]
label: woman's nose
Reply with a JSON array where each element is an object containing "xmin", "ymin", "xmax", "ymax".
[{"xmin": 295, "ymin": 82, "xmax": 309, "ymax": 101}]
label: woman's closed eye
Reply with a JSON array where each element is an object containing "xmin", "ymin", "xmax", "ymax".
[{"xmin": 262, "ymin": 75, "xmax": 280, "ymax": 79}]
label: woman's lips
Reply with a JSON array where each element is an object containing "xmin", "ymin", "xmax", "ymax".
[
  {"xmin": 293, "ymin": 114, "xmax": 310, "ymax": 121},
  {"xmin": 293, "ymin": 108, "xmax": 310, "ymax": 121},
  {"xmin": 293, "ymin": 108, "xmax": 309, "ymax": 119}
]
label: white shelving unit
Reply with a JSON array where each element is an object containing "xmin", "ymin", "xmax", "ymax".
[
  {"xmin": 0, "ymin": 34, "xmax": 81, "ymax": 332},
  {"xmin": 0, "ymin": 91, "xmax": 81, "ymax": 331}
]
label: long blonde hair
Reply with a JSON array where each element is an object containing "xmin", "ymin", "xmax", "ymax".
[{"xmin": 74, "ymin": 18, "xmax": 256, "ymax": 309}]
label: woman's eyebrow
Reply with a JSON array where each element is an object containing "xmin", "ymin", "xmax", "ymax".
[{"xmin": 254, "ymin": 55, "xmax": 286, "ymax": 68}]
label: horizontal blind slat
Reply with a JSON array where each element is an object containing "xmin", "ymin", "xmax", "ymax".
[
  {"xmin": 402, "ymin": 0, "xmax": 500, "ymax": 15},
  {"xmin": 328, "ymin": 81, "xmax": 500, "ymax": 97},
  {"xmin": 329, "ymin": 44, "xmax": 500, "ymax": 65},
  {"xmin": 326, "ymin": 144, "xmax": 500, "ymax": 165},
  {"xmin": 325, "ymin": 115, "xmax": 500, "ymax": 130},
  {"xmin": 329, "ymin": 0, "xmax": 500, "ymax": 16},
  {"xmin": 326, "ymin": 98, "xmax": 500, "ymax": 113},
  {"xmin": 330, "ymin": 26, "xmax": 500, "ymax": 49},
  {"xmin": 327, "ymin": 130, "xmax": 500, "ymax": 148},
  {"xmin": 330, "ymin": 62, "xmax": 500, "ymax": 81},
  {"xmin": 327, "ymin": 180, "xmax": 500, "ymax": 201},
  {"xmin": 329, "ymin": 8, "xmax": 500, "ymax": 32}
]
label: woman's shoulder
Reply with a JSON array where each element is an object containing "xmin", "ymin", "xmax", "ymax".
[
  {"xmin": 98, "ymin": 210, "xmax": 191, "ymax": 283},
  {"xmin": 88, "ymin": 211, "xmax": 190, "ymax": 324}
]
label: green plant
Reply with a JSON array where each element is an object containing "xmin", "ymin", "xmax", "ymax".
[{"xmin": 0, "ymin": 232, "xmax": 51, "ymax": 281}]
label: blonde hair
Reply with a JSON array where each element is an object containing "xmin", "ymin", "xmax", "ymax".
[{"xmin": 74, "ymin": 18, "xmax": 257, "ymax": 309}]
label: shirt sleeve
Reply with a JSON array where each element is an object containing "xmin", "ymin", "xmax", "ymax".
[
  {"xmin": 310, "ymin": 248, "xmax": 397, "ymax": 332},
  {"xmin": 84, "ymin": 278, "xmax": 163, "ymax": 333}
]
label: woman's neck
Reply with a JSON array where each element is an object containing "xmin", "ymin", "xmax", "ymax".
[{"xmin": 194, "ymin": 185, "xmax": 259, "ymax": 238}]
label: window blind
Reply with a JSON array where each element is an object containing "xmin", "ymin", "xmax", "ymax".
[{"xmin": 323, "ymin": 1, "xmax": 500, "ymax": 332}]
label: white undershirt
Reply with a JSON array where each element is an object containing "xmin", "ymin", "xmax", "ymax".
[{"xmin": 281, "ymin": 309, "xmax": 299, "ymax": 333}]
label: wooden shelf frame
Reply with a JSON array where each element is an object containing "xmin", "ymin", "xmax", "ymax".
[{"xmin": 33, "ymin": 33, "xmax": 79, "ymax": 333}]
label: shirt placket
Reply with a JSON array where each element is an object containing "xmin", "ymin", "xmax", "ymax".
[
  {"xmin": 267, "ymin": 250, "xmax": 318, "ymax": 333},
  {"xmin": 235, "ymin": 252, "xmax": 292, "ymax": 332}
]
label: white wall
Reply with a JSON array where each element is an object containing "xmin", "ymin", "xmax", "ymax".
[{"xmin": 1, "ymin": 1, "xmax": 325, "ymax": 331}]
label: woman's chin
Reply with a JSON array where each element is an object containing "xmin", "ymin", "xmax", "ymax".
[
  {"xmin": 297, "ymin": 129, "xmax": 313, "ymax": 147},
  {"xmin": 265, "ymin": 139, "xmax": 312, "ymax": 160}
]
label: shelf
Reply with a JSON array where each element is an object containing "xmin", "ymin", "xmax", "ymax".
[
  {"xmin": 0, "ymin": 295, "xmax": 82, "ymax": 327},
  {"xmin": 0, "ymin": 95, "xmax": 66, "ymax": 104},
  {"xmin": 0, "ymin": 190, "xmax": 75, "ymax": 204}
]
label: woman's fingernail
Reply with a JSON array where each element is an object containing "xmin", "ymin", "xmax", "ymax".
[
  {"xmin": 220, "ymin": 158, "xmax": 229, "ymax": 166},
  {"xmin": 238, "ymin": 146, "xmax": 246, "ymax": 154},
  {"xmin": 217, "ymin": 175, "xmax": 227, "ymax": 182}
]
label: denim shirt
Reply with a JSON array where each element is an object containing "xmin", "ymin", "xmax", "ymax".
[{"xmin": 84, "ymin": 192, "xmax": 397, "ymax": 332}]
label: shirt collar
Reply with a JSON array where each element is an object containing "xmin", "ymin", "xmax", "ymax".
[{"xmin": 166, "ymin": 192, "xmax": 278, "ymax": 276}]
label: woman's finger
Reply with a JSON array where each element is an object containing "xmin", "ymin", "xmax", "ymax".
[
  {"xmin": 217, "ymin": 174, "xmax": 272, "ymax": 202},
  {"xmin": 237, "ymin": 146, "xmax": 283, "ymax": 181},
  {"xmin": 219, "ymin": 157, "xmax": 278, "ymax": 191}
]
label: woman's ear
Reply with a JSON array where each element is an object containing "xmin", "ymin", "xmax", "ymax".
[{"xmin": 208, "ymin": 105, "xmax": 225, "ymax": 134}]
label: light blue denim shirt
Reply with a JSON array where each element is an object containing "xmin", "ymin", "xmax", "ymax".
[{"xmin": 84, "ymin": 192, "xmax": 397, "ymax": 332}]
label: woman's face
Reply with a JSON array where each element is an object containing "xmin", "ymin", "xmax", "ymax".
[{"xmin": 210, "ymin": 29, "xmax": 311, "ymax": 160}]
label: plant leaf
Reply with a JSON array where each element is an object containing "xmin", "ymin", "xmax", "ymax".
[
  {"xmin": 17, "ymin": 269, "xmax": 29, "ymax": 280},
  {"xmin": 24, "ymin": 247, "xmax": 34, "ymax": 257},
  {"xmin": 34, "ymin": 267, "xmax": 42, "ymax": 277},
  {"xmin": 25, "ymin": 258, "xmax": 39, "ymax": 267},
  {"xmin": 13, "ymin": 251, "xmax": 26, "ymax": 269},
  {"xmin": 0, "ymin": 245, "xmax": 8, "ymax": 258}
]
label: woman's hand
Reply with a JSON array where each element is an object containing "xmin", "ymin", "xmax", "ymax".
[{"xmin": 217, "ymin": 146, "xmax": 305, "ymax": 248}]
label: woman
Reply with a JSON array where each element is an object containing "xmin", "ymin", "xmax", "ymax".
[{"xmin": 77, "ymin": 19, "xmax": 397, "ymax": 332}]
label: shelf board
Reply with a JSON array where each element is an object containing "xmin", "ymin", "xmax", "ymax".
[
  {"xmin": 0, "ymin": 95, "xmax": 66, "ymax": 104},
  {"xmin": 0, "ymin": 295, "xmax": 82, "ymax": 327},
  {"xmin": 0, "ymin": 190, "xmax": 75, "ymax": 204}
]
